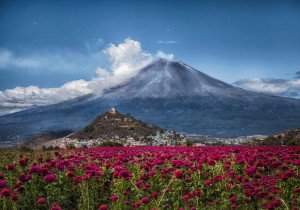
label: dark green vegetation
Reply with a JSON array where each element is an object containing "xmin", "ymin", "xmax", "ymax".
[
  {"xmin": 246, "ymin": 128, "xmax": 300, "ymax": 146},
  {"xmin": 99, "ymin": 141, "xmax": 123, "ymax": 147}
]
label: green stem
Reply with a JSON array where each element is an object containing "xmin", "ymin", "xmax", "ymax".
[{"xmin": 157, "ymin": 178, "xmax": 174, "ymax": 208}]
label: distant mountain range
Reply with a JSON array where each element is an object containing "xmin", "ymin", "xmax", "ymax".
[{"xmin": 1, "ymin": 59, "xmax": 300, "ymax": 145}]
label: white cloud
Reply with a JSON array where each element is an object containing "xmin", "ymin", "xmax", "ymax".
[
  {"xmin": 104, "ymin": 38, "xmax": 153, "ymax": 76},
  {"xmin": 0, "ymin": 80, "xmax": 92, "ymax": 107},
  {"xmin": 0, "ymin": 47, "xmax": 106, "ymax": 76},
  {"xmin": 156, "ymin": 50, "xmax": 174, "ymax": 61},
  {"xmin": 234, "ymin": 78, "xmax": 300, "ymax": 98},
  {"xmin": 0, "ymin": 49, "xmax": 40, "ymax": 69},
  {"xmin": 157, "ymin": 40, "xmax": 178, "ymax": 44},
  {"xmin": 0, "ymin": 38, "xmax": 162, "ymax": 115}
]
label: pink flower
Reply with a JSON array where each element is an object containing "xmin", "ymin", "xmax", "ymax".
[
  {"xmin": 119, "ymin": 169, "xmax": 131, "ymax": 179},
  {"xmin": 173, "ymin": 170, "xmax": 184, "ymax": 179},
  {"xmin": 246, "ymin": 166, "xmax": 256, "ymax": 177},
  {"xmin": 205, "ymin": 179, "xmax": 211, "ymax": 187},
  {"xmin": 229, "ymin": 195, "xmax": 237, "ymax": 203},
  {"xmin": 51, "ymin": 202, "xmax": 62, "ymax": 210},
  {"xmin": 294, "ymin": 188, "xmax": 300, "ymax": 193},
  {"xmin": 141, "ymin": 197, "xmax": 150, "ymax": 204},
  {"xmin": 0, "ymin": 180, "xmax": 7, "ymax": 189},
  {"xmin": 134, "ymin": 201, "xmax": 141, "ymax": 208},
  {"xmin": 44, "ymin": 174, "xmax": 57, "ymax": 183},
  {"xmin": 19, "ymin": 174, "xmax": 31, "ymax": 183},
  {"xmin": 18, "ymin": 159, "xmax": 28, "ymax": 167},
  {"xmin": 67, "ymin": 165, "xmax": 74, "ymax": 171},
  {"xmin": 37, "ymin": 197, "xmax": 46, "ymax": 205},
  {"xmin": 111, "ymin": 194, "xmax": 119, "ymax": 201},
  {"xmin": 0, "ymin": 188, "xmax": 11, "ymax": 197},
  {"xmin": 99, "ymin": 205, "xmax": 108, "ymax": 210},
  {"xmin": 183, "ymin": 194, "xmax": 190, "ymax": 201},
  {"xmin": 152, "ymin": 192, "xmax": 158, "ymax": 199},
  {"xmin": 6, "ymin": 163, "xmax": 16, "ymax": 171},
  {"xmin": 227, "ymin": 183, "xmax": 232, "ymax": 190},
  {"xmin": 10, "ymin": 194, "xmax": 19, "ymax": 201}
]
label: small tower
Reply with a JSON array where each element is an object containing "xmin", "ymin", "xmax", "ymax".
[{"xmin": 110, "ymin": 107, "xmax": 116, "ymax": 114}]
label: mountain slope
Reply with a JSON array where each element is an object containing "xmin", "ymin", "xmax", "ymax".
[
  {"xmin": 103, "ymin": 59, "xmax": 245, "ymax": 99},
  {"xmin": 23, "ymin": 130, "xmax": 74, "ymax": 148},
  {"xmin": 0, "ymin": 59, "xmax": 300, "ymax": 145}
]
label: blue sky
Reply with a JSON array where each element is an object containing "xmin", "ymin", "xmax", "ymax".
[{"xmin": 0, "ymin": 0, "xmax": 300, "ymax": 114}]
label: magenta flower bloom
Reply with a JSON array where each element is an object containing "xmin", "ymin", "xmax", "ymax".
[
  {"xmin": 173, "ymin": 169, "xmax": 184, "ymax": 179},
  {"xmin": 0, "ymin": 188, "xmax": 11, "ymax": 197},
  {"xmin": 10, "ymin": 194, "xmax": 19, "ymax": 201},
  {"xmin": 229, "ymin": 195, "xmax": 237, "ymax": 203},
  {"xmin": 205, "ymin": 179, "xmax": 212, "ymax": 187},
  {"xmin": 51, "ymin": 202, "xmax": 62, "ymax": 210},
  {"xmin": 111, "ymin": 194, "xmax": 119, "ymax": 201},
  {"xmin": 37, "ymin": 197, "xmax": 46, "ymax": 205},
  {"xmin": 6, "ymin": 163, "xmax": 16, "ymax": 171},
  {"xmin": 119, "ymin": 169, "xmax": 131, "ymax": 179},
  {"xmin": 134, "ymin": 201, "xmax": 141, "ymax": 207},
  {"xmin": 183, "ymin": 194, "xmax": 190, "ymax": 201},
  {"xmin": 44, "ymin": 174, "xmax": 57, "ymax": 183},
  {"xmin": 99, "ymin": 205, "xmax": 108, "ymax": 210},
  {"xmin": 141, "ymin": 197, "xmax": 150, "ymax": 204},
  {"xmin": 18, "ymin": 159, "xmax": 28, "ymax": 167},
  {"xmin": 0, "ymin": 180, "xmax": 7, "ymax": 189},
  {"xmin": 19, "ymin": 174, "xmax": 31, "ymax": 183}
]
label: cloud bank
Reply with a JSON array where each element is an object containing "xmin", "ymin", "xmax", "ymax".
[
  {"xmin": 234, "ymin": 74, "xmax": 300, "ymax": 98},
  {"xmin": 0, "ymin": 48, "xmax": 102, "ymax": 74},
  {"xmin": 0, "ymin": 38, "xmax": 172, "ymax": 115}
]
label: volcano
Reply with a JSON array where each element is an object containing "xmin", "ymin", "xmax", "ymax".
[
  {"xmin": 1, "ymin": 59, "xmax": 300, "ymax": 145},
  {"xmin": 103, "ymin": 59, "xmax": 239, "ymax": 98}
]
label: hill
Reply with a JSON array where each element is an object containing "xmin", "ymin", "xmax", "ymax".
[
  {"xmin": 245, "ymin": 128, "xmax": 300, "ymax": 146},
  {"xmin": 70, "ymin": 108, "xmax": 165, "ymax": 141},
  {"xmin": 23, "ymin": 130, "xmax": 73, "ymax": 148},
  {"xmin": 32, "ymin": 108, "xmax": 184, "ymax": 148}
]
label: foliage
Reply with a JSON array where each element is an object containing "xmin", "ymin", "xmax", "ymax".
[
  {"xmin": 66, "ymin": 143, "xmax": 76, "ymax": 149},
  {"xmin": 99, "ymin": 141, "xmax": 123, "ymax": 147},
  {"xmin": 185, "ymin": 139, "xmax": 194, "ymax": 146}
]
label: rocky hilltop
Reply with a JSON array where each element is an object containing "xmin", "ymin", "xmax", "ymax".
[
  {"xmin": 29, "ymin": 108, "xmax": 185, "ymax": 149},
  {"xmin": 70, "ymin": 108, "xmax": 164, "ymax": 141}
]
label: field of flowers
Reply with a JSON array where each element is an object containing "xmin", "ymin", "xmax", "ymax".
[{"xmin": 0, "ymin": 146, "xmax": 299, "ymax": 210}]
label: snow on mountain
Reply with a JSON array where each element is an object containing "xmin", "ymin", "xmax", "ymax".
[{"xmin": 103, "ymin": 59, "xmax": 243, "ymax": 99}]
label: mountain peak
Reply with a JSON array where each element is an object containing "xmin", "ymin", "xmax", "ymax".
[{"xmin": 103, "ymin": 59, "xmax": 237, "ymax": 99}]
